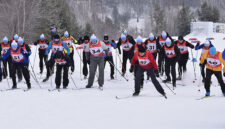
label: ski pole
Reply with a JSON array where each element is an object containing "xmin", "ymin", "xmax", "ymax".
[
  {"xmin": 69, "ymin": 73, "xmax": 78, "ymax": 88},
  {"xmin": 29, "ymin": 62, "xmax": 42, "ymax": 88},
  {"xmin": 158, "ymin": 76, "xmax": 176, "ymax": 95},
  {"xmin": 190, "ymin": 49, "xmax": 197, "ymax": 82},
  {"xmin": 1, "ymin": 61, "xmax": 10, "ymax": 88},
  {"xmin": 108, "ymin": 60, "xmax": 129, "ymax": 81},
  {"xmin": 32, "ymin": 45, "xmax": 38, "ymax": 68}
]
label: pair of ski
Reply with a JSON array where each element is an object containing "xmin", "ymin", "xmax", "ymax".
[
  {"xmin": 115, "ymin": 94, "xmax": 167, "ymax": 99},
  {"xmin": 0, "ymin": 88, "xmax": 30, "ymax": 92},
  {"xmin": 48, "ymin": 86, "xmax": 103, "ymax": 92}
]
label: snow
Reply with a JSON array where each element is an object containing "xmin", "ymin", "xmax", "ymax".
[{"xmin": 0, "ymin": 35, "xmax": 225, "ymax": 129}]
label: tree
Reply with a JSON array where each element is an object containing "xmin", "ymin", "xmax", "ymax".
[
  {"xmin": 176, "ymin": 3, "xmax": 193, "ymax": 36},
  {"xmin": 198, "ymin": 2, "xmax": 220, "ymax": 22},
  {"xmin": 153, "ymin": 3, "xmax": 166, "ymax": 35}
]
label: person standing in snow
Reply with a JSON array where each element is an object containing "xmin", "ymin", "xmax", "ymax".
[
  {"xmin": 61, "ymin": 31, "xmax": 78, "ymax": 73},
  {"xmin": 48, "ymin": 51, "xmax": 71, "ymax": 89},
  {"xmin": 174, "ymin": 36, "xmax": 194, "ymax": 80},
  {"xmin": 200, "ymin": 47, "xmax": 225, "ymax": 96},
  {"xmin": 50, "ymin": 24, "xmax": 57, "ymax": 40},
  {"xmin": 133, "ymin": 36, "xmax": 146, "ymax": 88},
  {"xmin": 78, "ymin": 35, "xmax": 90, "ymax": 79},
  {"xmin": 85, "ymin": 35, "xmax": 108, "ymax": 89},
  {"xmin": 43, "ymin": 34, "xmax": 70, "ymax": 82},
  {"xmin": 0, "ymin": 37, "xmax": 12, "ymax": 79},
  {"xmin": 161, "ymin": 38, "xmax": 180, "ymax": 87},
  {"xmin": 145, "ymin": 33, "xmax": 160, "ymax": 78},
  {"xmin": 34, "ymin": 34, "xmax": 49, "ymax": 74},
  {"xmin": 195, "ymin": 40, "xmax": 214, "ymax": 82},
  {"xmin": 117, "ymin": 30, "xmax": 136, "ymax": 76},
  {"xmin": 129, "ymin": 45, "xmax": 166, "ymax": 98},
  {"xmin": 103, "ymin": 34, "xmax": 117, "ymax": 79},
  {"xmin": 0, "ymin": 41, "xmax": 31, "ymax": 89},
  {"xmin": 17, "ymin": 37, "xmax": 31, "ymax": 82},
  {"xmin": 156, "ymin": 31, "xmax": 173, "ymax": 76}
]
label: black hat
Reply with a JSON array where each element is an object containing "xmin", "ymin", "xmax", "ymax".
[
  {"xmin": 84, "ymin": 35, "xmax": 90, "ymax": 41},
  {"xmin": 104, "ymin": 34, "xmax": 109, "ymax": 40},
  {"xmin": 55, "ymin": 51, "xmax": 63, "ymax": 59},
  {"xmin": 178, "ymin": 35, "xmax": 183, "ymax": 40},
  {"xmin": 138, "ymin": 45, "xmax": 146, "ymax": 52},
  {"xmin": 54, "ymin": 34, "xmax": 60, "ymax": 39}
]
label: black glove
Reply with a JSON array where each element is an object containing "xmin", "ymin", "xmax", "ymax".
[
  {"xmin": 196, "ymin": 42, "xmax": 200, "ymax": 47},
  {"xmin": 87, "ymin": 60, "xmax": 90, "ymax": 64},
  {"xmin": 223, "ymin": 72, "xmax": 225, "ymax": 77},
  {"xmin": 199, "ymin": 63, "xmax": 203, "ymax": 67},
  {"xmin": 129, "ymin": 66, "xmax": 134, "ymax": 73},
  {"xmin": 119, "ymin": 51, "xmax": 121, "ymax": 55},
  {"xmin": 105, "ymin": 56, "xmax": 109, "ymax": 61},
  {"xmin": 155, "ymin": 70, "xmax": 159, "ymax": 77}
]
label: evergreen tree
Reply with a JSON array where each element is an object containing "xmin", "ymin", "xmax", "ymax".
[
  {"xmin": 198, "ymin": 2, "xmax": 220, "ymax": 22},
  {"xmin": 176, "ymin": 3, "xmax": 193, "ymax": 36},
  {"xmin": 153, "ymin": 3, "xmax": 166, "ymax": 35}
]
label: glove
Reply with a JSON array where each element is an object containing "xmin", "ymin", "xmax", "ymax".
[
  {"xmin": 87, "ymin": 60, "xmax": 90, "ymax": 64},
  {"xmin": 196, "ymin": 42, "xmax": 200, "ymax": 47},
  {"xmin": 129, "ymin": 66, "xmax": 134, "ymax": 73},
  {"xmin": 223, "ymin": 72, "xmax": 225, "ymax": 77},
  {"xmin": 199, "ymin": 63, "xmax": 203, "ymax": 68},
  {"xmin": 111, "ymin": 40, "xmax": 115, "ymax": 43},
  {"xmin": 155, "ymin": 70, "xmax": 159, "ymax": 77}
]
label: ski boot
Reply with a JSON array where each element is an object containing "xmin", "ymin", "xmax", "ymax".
[
  {"xmin": 86, "ymin": 85, "xmax": 92, "ymax": 88},
  {"xmin": 205, "ymin": 92, "xmax": 210, "ymax": 97},
  {"xmin": 43, "ymin": 76, "xmax": 49, "ymax": 82},
  {"xmin": 176, "ymin": 74, "xmax": 182, "ymax": 80},
  {"xmin": 133, "ymin": 91, "xmax": 140, "ymax": 96},
  {"xmin": 12, "ymin": 85, "xmax": 17, "ymax": 89},
  {"xmin": 27, "ymin": 83, "xmax": 31, "ymax": 89},
  {"xmin": 163, "ymin": 78, "xmax": 171, "ymax": 83},
  {"xmin": 111, "ymin": 75, "xmax": 114, "ymax": 80}
]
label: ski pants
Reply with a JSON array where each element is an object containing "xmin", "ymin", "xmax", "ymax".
[
  {"xmin": 135, "ymin": 67, "xmax": 165, "ymax": 95},
  {"xmin": 39, "ymin": 52, "xmax": 48, "ymax": 73},
  {"xmin": 83, "ymin": 51, "xmax": 89, "ymax": 76},
  {"xmin": 11, "ymin": 63, "xmax": 30, "ymax": 87},
  {"xmin": 87, "ymin": 56, "xmax": 105, "ymax": 87},
  {"xmin": 104, "ymin": 56, "xmax": 115, "ymax": 78},
  {"xmin": 205, "ymin": 69, "xmax": 225, "ymax": 93},
  {"xmin": 178, "ymin": 53, "xmax": 189, "ymax": 76},
  {"xmin": 165, "ymin": 60, "xmax": 176, "ymax": 84},
  {"xmin": 2, "ymin": 56, "xmax": 12, "ymax": 78},
  {"xmin": 55, "ymin": 64, "xmax": 69, "ymax": 88},
  {"xmin": 122, "ymin": 51, "xmax": 133, "ymax": 74},
  {"xmin": 158, "ymin": 53, "xmax": 165, "ymax": 75},
  {"xmin": 69, "ymin": 50, "xmax": 74, "ymax": 72}
]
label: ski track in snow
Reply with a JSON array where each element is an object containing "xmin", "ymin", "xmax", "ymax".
[{"xmin": 0, "ymin": 34, "xmax": 224, "ymax": 129}]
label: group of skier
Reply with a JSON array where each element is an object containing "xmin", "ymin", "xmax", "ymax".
[{"xmin": 0, "ymin": 28, "xmax": 225, "ymax": 98}]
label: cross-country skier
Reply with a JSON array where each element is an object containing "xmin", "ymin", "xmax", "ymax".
[
  {"xmin": 117, "ymin": 31, "xmax": 136, "ymax": 76},
  {"xmin": 145, "ymin": 33, "xmax": 160, "ymax": 78},
  {"xmin": 103, "ymin": 34, "xmax": 117, "ymax": 79},
  {"xmin": 200, "ymin": 47, "xmax": 225, "ymax": 96},
  {"xmin": 129, "ymin": 45, "xmax": 166, "ymax": 98},
  {"xmin": 156, "ymin": 31, "xmax": 173, "ymax": 76},
  {"xmin": 0, "ymin": 36, "xmax": 12, "ymax": 78},
  {"xmin": 195, "ymin": 40, "xmax": 214, "ymax": 82},
  {"xmin": 79, "ymin": 35, "xmax": 90, "ymax": 79},
  {"xmin": 34, "ymin": 34, "xmax": 49, "ymax": 74},
  {"xmin": 61, "ymin": 31, "xmax": 77, "ymax": 73},
  {"xmin": 47, "ymin": 51, "xmax": 71, "ymax": 89},
  {"xmin": 0, "ymin": 41, "xmax": 31, "ymax": 89},
  {"xmin": 50, "ymin": 24, "xmax": 57, "ymax": 40},
  {"xmin": 85, "ymin": 34, "xmax": 108, "ymax": 89},
  {"xmin": 17, "ymin": 37, "xmax": 31, "ymax": 82},
  {"xmin": 174, "ymin": 36, "xmax": 194, "ymax": 80},
  {"xmin": 43, "ymin": 34, "xmax": 70, "ymax": 82},
  {"xmin": 161, "ymin": 38, "xmax": 180, "ymax": 87}
]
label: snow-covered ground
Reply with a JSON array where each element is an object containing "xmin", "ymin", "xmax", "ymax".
[{"xmin": 0, "ymin": 33, "xmax": 225, "ymax": 129}]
